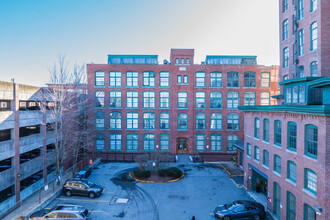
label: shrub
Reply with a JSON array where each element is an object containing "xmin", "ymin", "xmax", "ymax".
[
  {"xmin": 167, "ymin": 167, "xmax": 183, "ymax": 178},
  {"xmin": 158, "ymin": 169, "xmax": 169, "ymax": 177},
  {"xmin": 133, "ymin": 169, "xmax": 151, "ymax": 178}
]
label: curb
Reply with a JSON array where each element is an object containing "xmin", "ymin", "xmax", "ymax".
[{"xmin": 128, "ymin": 172, "xmax": 185, "ymax": 183}]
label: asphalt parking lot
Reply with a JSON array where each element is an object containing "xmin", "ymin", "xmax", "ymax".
[{"xmin": 44, "ymin": 162, "xmax": 252, "ymax": 220}]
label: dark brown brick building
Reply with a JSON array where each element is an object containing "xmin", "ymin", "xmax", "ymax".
[{"xmin": 87, "ymin": 49, "xmax": 279, "ymax": 161}]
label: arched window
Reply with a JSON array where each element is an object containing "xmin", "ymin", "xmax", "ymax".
[
  {"xmin": 95, "ymin": 133, "xmax": 105, "ymax": 151},
  {"xmin": 143, "ymin": 134, "xmax": 155, "ymax": 151},
  {"xmin": 177, "ymin": 92, "xmax": 188, "ymax": 108},
  {"xmin": 143, "ymin": 113, "xmax": 155, "ymax": 130},
  {"xmin": 260, "ymin": 92, "xmax": 270, "ymax": 105},
  {"xmin": 95, "ymin": 112, "xmax": 105, "ymax": 130},
  {"xmin": 263, "ymin": 119, "xmax": 269, "ymax": 142},
  {"xmin": 95, "ymin": 91, "xmax": 105, "ymax": 108},
  {"xmin": 227, "ymin": 113, "xmax": 239, "ymax": 130},
  {"xmin": 160, "ymin": 134, "xmax": 170, "ymax": 151},
  {"xmin": 195, "ymin": 113, "xmax": 206, "ymax": 130},
  {"xmin": 109, "ymin": 134, "xmax": 122, "ymax": 151},
  {"xmin": 195, "ymin": 134, "xmax": 205, "ymax": 151},
  {"xmin": 210, "ymin": 72, "xmax": 222, "ymax": 87},
  {"xmin": 227, "ymin": 134, "xmax": 239, "ymax": 151},
  {"xmin": 126, "ymin": 134, "xmax": 138, "ymax": 151},
  {"xmin": 304, "ymin": 168, "xmax": 317, "ymax": 195},
  {"xmin": 126, "ymin": 112, "xmax": 139, "ymax": 129},
  {"xmin": 195, "ymin": 72, "xmax": 205, "ymax": 87},
  {"xmin": 210, "ymin": 113, "xmax": 222, "ymax": 130},
  {"xmin": 274, "ymin": 120, "xmax": 281, "ymax": 146},
  {"xmin": 143, "ymin": 71, "xmax": 155, "ymax": 87},
  {"xmin": 109, "ymin": 71, "xmax": 121, "ymax": 87},
  {"xmin": 126, "ymin": 71, "xmax": 138, "ymax": 87},
  {"xmin": 287, "ymin": 122, "xmax": 297, "ymax": 151},
  {"xmin": 254, "ymin": 118, "xmax": 260, "ymax": 138},
  {"xmin": 109, "ymin": 91, "xmax": 122, "ymax": 108},
  {"xmin": 196, "ymin": 92, "xmax": 205, "ymax": 109},
  {"xmin": 287, "ymin": 161, "xmax": 296, "ymax": 183},
  {"xmin": 310, "ymin": 22, "xmax": 318, "ymax": 51},
  {"xmin": 143, "ymin": 91, "xmax": 155, "ymax": 108},
  {"xmin": 95, "ymin": 71, "xmax": 105, "ymax": 87},
  {"xmin": 178, "ymin": 113, "xmax": 188, "ymax": 130},
  {"xmin": 244, "ymin": 92, "xmax": 256, "ymax": 106},
  {"xmin": 210, "ymin": 92, "xmax": 222, "ymax": 108},
  {"xmin": 109, "ymin": 112, "xmax": 121, "ymax": 130},
  {"xmin": 126, "ymin": 91, "xmax": 139, "ymax": 108},
  {"xmin": 210, "ymin": 134, "xmax": 222, "ymax": 152},
  {"xmin": 160, "ymin": 112, "xmax": 169, "ymax": 129},
  {"xmin": 305, "ymin": 124, "xmax": 318, "ymax": 158},
  {"xmin": 160, "ymin": 91, "xmax": 170, "ymax": 108},
  {"xmin": 227, "ymin": 92, "xmax": 239, "ymax": 109}
]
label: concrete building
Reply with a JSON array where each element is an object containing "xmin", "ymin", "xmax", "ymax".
[
  {"xmin": 86, "ymin": 49, "xmax": 279, "ymax": 161},
  {"xmin": 0, "ymin": 81, "xmax": 56, "ymax": 217},
  {"xmin": 239, "ymin": 0, "xmax": 330, "ymax": 219}
]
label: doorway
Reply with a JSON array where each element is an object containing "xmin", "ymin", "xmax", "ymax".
[{"xmin": 177, "ymin": 138, "xmax": 188, "ymax": 154}]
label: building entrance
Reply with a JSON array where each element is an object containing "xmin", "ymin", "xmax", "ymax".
[
  {"xmin": 176, "ymin": 138, "xmax": 188, "ymax": 154},
  {"xmin": 251, "ymin": 169, "xmax": 268, "ymax": 196}
]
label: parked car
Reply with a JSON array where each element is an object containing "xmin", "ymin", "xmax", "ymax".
[
  {"xmin": 29, "ymin": 204, "xmax": 89, "ymax": 220},
  {"xmin": 62, "ymin": 178, "xmax": 103, "ymax": 198},
  {"xmin": 213, "ymin": 200, "xmax": 266, "ymax": 220}
]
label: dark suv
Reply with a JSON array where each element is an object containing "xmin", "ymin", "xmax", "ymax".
[{"xmin": 62, "ymin": 178, "xmax": 103, "ymax": 198}]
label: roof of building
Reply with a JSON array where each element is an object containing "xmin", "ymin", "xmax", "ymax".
[
  {"xmin": 238, "ymin": 104, "xmax": 330, "ymax": 116},
  {"xmin": 205, "ymin": 55, "xmax": 257, "ymax": 65},
  {"xmin": 233, "ymin": 141, "xmax": 244, "ymax": 151},
  {"xmin": 108, "ymin": 54, "xmax": 158, "ymax": 65}
]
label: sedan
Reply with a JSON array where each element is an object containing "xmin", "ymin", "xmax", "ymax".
[
  {"xmin": 29, "ymin": 204, "xmax": 89, "ymax": 220},
  {"xmin": 213, "ymin": 200, "xmax": 266, "ymax": 220}
]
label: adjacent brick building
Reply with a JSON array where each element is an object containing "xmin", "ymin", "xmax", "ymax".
[
  {"xmin": 239, "ymin": 0, "xmax": 330, "ymax": 219},
  {"xmin": 87, "ymin": 49, "xmax": 279, "ymax": 161}
]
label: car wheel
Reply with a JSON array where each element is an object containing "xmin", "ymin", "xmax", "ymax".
[
  {"xmin": 65, "ymin": 190, "xmax": 72, "ymax": 197},
  {"xmin": 224, "ymin": 216, "xmax": 231, "ymax": 220},
  {"xmin": 89, "ymin": 192, "xmax": 95, "ymax": 198},
  {"xmin": 254, "ymin": 214, "xmax": 260, "ymax": 220}
]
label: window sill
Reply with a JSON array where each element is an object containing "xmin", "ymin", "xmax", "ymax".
[
  {"xmin": 253, "ymin": 159, "xmax": 259, "ymax": 164},
  {"xmin": 273, "ymin": 144, "xmax": 281, "ymax": 149},
  {"xmin": 262, "ymin": 165, "xmax": 269, "ymax": 170},
  {"xmin": 303, "ymin": 155, "xmax": 317, "ymax": 162},
  {"xmin": 246, "ymin": 155, "xmax": 251, "ymax": 159},
  {"xmin": 262, "ymin": 140, "xmax": 269, "ymax": 144},
  {"xmin": 286, "ymin": 149, "xmax": 297, "ymax": 155},
  {"xmin": 303, "ymin": 188, "xmax": 317, "ymax": 199},
  {"xmin": 253, "ymin": 137, "xmax": 260, "ymax": 141},
  {"xmin": 285, "ymin": 178, "xmax": 296, "ymax": 186},
  {"xmin": 126, "ymin": 129, "xmax": 139, "ymax": 130},
  {"xmin": 272, "ymin": 171, "xmax": 281, "ymax": 177},
  {"xmin": 109, "ymin": 129, "xmax": 122, "ymax": 130}
]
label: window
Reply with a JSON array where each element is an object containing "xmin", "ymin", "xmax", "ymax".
[
  {"xmin": 284, "ymin": 75, "xmax": 289, "ymax": 80},
  {"xmin": 109, "ymin": 91, "xmax": 122, "ymax": 108},
  {"xmin": 0, "ymin": 100, "xmax": 10, "ymax": 111},
  {"xmin": 126, "ymin": 134, "xmax": 138, "ymax": 151},
  {"xmin": 109, "ymin": 134, "xmax": 121, "ymax": 151},
  {"xmin": 160, "ymin": 134, "xmax": 170, "ymax": 151},
  {"xmin": 305, "ymin": 169, "xmax": 317, "ymax": 194},
  {"xmin": 159, "ymin": 91, "xmax": 170, "ymax": 108},
  {"xmin": 243, "ymin": 72, "xmax": 256, "ymax": 88},
  {"xmin": 178, "ymin": 113, "xmax": 188, "ymax": 130},
  {"xmin": 195, "ymin": 134, "xmax": 205, "ymax": 151},
  {"xmin": 126, "ymin": 91, "xmax": 139, "ymax": 108},
  {"xmin": 263, "ymin": 119, "xmax": 269, "ymax": 142},
  {"xmin": 254, "ymin": 118, "xmax": 260, "ymax": 138},
  {"xmin": 310, "ymin": 22, "xmax": 317, "ymax": 51},
  {"xmin": 288, "ymin": 122, "xmax": 297, "ymax": 151},
  {"xmin": 195, "ymin": 72, "xmax": 205, "ymax": 87},
  {"xmin": 126, "ymin": 112, "xmax": 138, "ymax": 129},
  {"xmin": 310, "ymin": 0, "xmax": 317, "ymax": 12},
  {"xmin": 181, "ymin": 58, "xmax": 184, "ymax": 64},
  {"xmin": 143, "ymin": 113, "xmax": 155, "ymax": 130},
  {"xmin": 109, "ymin": 71, "xmax": 121, "ymax": 87},
  {"xmin": 126, "ymin": 71, "xmax": 138, "ymax": 87},
  {"xmin": 227, "ymin": 92, "xmax": 239, "ymax": 109},
  {"xmin": 305, "ymin": 124, "xmax": 318, "ymax": 158},
  {"xmin": 160, "ymin": 112, "xmax": 169, "ymax": 129},
  {"xmin": 195, "ymin": 113, "xmax": 206, "ymax": 130},
  {"xmin": 273, "ymin": 182, "xmax": 281, "ymax": 217},
  {"xmin": 143, "ymin": 71, "xmax": 155, "ymax": 87},
  {"xmin": 0, "ymin": 129, "xmax": 11, "ymax": 142},
  {"xmin": 298, "ymin": 0, "xmax": 304, "ymax": 20},
  {"xmin": 298, "ymin": 66, "xmax": 304, "ymax": 77},
  {"xmin": 227, "ymin": 72, "xmax": 239, "ymax": 87},
  {"xmin": 246, "ymin": 143, "xmax": 251, "ymax": 156},
  {"xmin": 292, "ymin": 86, "xmax": 298, "ymax": 103},
  {"xmin": 274, "ymin": 120, "xmax": 282, "ymax": 146},
  {"xmin": 244, "ymin": 92, "xmax": 256, "ymax": 106},
  {"xmin": 283, "ymin": 47, "xmax": 289, "ymax": 68},
  {"xmin": 261, "ymin": 72, "xmax": 270, "ymax": 88},
  {"xmin": 227, "ymin": 134, "xmax": 238, "ymax": 151},
  {"xmin": 210, "ymin": 134, "xmax": 222, "ymax": 152},
  {"xmin": 95, "ymin": 112, "xmax": 105, "ymax": 130},
  {"xmin": 186, "ymin": 58, "xmax": 190, "ymax": 65},
  {"xmin": 298, "ymin": 29, "xmax": 304, "ymax": 56},
  {"xmin": 286, "ymin": 87, "xmax": 292, "ymax": 103},
  {"xmin": 175, "ymin": 58, "xmax": 179, "ymax": 65},
  {"xmin": 274, "ymin": 155, "xmax": 281, "ymax": 174},
  {"xmin": 195, "ymin": 92, "xmax": 205, "ymax": 109},
  {"xmin": 95, "ymin": 133, "xmax": 105, "ymax": 151},
  {"xmin": 310, "ymin": 61, "xmax": 317, "ymax": 76},
  {"xmin": 177, "ymin": 92, "xmax": 188, "ymax": 108},
  {"xmin": 287, "ymin": 192, "xmax": 296, "ymax": 220},
  {"xmin": 210, "ymin": 113, "xmax": 222, "ymax": 130},
  {"xmin": 109, "ymin": 112, "xmax": 121, "ymax": 129},
  {"xmin": 95, "ymin": 91, "xmax": 105, "ymax": 108},
  {"xmin": 299, "ymin": 85, "xmax": 306, "ymax": 102},
  {"xmin": 95, "ymin": 71, "xmax": 105, "ymax": 87},
  {"xmin": 287, "ymin": 161, "xmax": 297, "ymax": 182},
  {"xmin": 260, "ymin": 92, "xmax": 270, "ymax": 105},
  {"xmin": 263, "ymin": 150, "xmax": 269, "ymax": 167},
  {"xmin": 143, "ymin": 134, "xmax": 155, "ymax": 151},
  {"xmin": 227, "ymin": 113, "xmax": 239, "ymax": 130},
  {"xmin": 143, "ymin": 91, "xmax": 155, "ymax": 108},
  {"xmin": 210, "ymin": 72, "xmax": 222, "ymax": 87},
  {"xmin": 283, "ymin": 19, "xmax": 288, "ymax": 40},
  {"xmin": 283, "ymin": 0, "xmax": 288, "ymax": 12},
  {"xmin": 210, "ymin": 92, "xmax": 222, "ymax": 109},
  {"xmin": 254, "ymin": 146, "xmax": 260, "ymax": 162},
  {"xmin": 160, "ymin": 71, "xmax": 169, "ymax": 87},
  {"xmin": 304, "ymin": 204, "xmax": 316, "ymax": 220},
  {"xmin": 183, "ymin": 75, "xmax": 188, "ymax": 84},
  {"xmin": 177, "ymin": 75, "xmax": 182, "ymax": 84}
]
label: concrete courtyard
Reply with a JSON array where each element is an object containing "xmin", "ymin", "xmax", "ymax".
[{"xmin": 45, "ymin": 161, "xmax": 252, "ymax": 220}]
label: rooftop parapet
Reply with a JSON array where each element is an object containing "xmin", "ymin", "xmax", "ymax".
[{"xmin": 108, "ymin": 55, "xmax": 158, "ymax": 65}]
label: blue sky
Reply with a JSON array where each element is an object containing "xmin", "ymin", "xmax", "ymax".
[{"xmin": 0, "ymin": 0, "xmax": 279, "ymax": 86}]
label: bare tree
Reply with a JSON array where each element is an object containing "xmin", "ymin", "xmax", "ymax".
[{"xmin": 46, "ymin": 55, "xmax": 91, "ymax": 179}]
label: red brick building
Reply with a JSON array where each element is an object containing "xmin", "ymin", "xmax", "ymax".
[
  {"xmin": 87, "ymin": 49, "xmax": 279, "ymax": 161},
  {"xmin": 239, "ymin": 0, "xmax": 330, "ymax": 219}
]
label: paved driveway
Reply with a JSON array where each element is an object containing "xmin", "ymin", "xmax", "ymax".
[{"xmin": 45, "ymin": 162, "xmax": 252, "ymax": 220}]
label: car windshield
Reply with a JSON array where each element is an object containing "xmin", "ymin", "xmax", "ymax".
[
  {"xmin": 225, "ymin": 202, "xmax": 236, "ymax": 210},
  {"xmin": 85, "ymin": 181, "xmax": 95, "ymax": 187}
]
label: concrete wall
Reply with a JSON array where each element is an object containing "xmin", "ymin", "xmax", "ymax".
[
  {"xmin": 0, "ymin": 111, "xmax": 14, "ymax": 130},
  {"xmin": 0, "ymin": 140, "xmax": 14, "ymax": 161},
  {"xmin": 19, "ymin": 133, "xmax": 43, "ymax": 154},
  {"xmin": 20, "ymin": 156, "xmax": 44, "ymax": 180},
  {"xmin": 19, "ymin": 111, "xmax": 43, "ymax": 127},
  {"xmin": 0, "ymin": 168, "xmax": 15, "ymax": 192}
]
